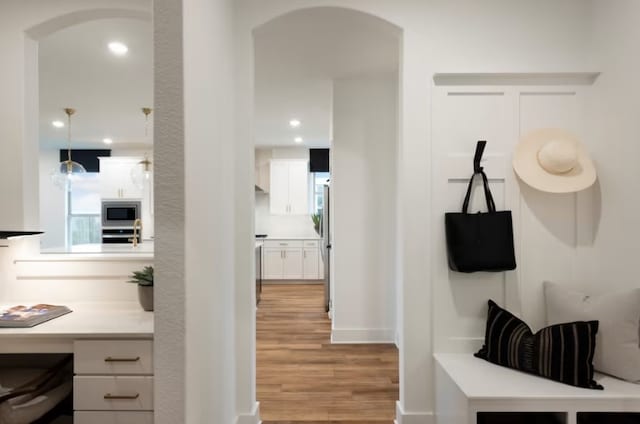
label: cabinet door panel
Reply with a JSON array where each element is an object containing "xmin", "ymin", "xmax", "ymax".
[
  {"xmin": 282, "ymin": 248, "xmax": 303, "ymax": 279},
  {"xmin": 100, "ymin": 158, "xmax": 144, "ymax": 200},
  {"xmin": 269, "ymin": 161, "xmax": 290, "ymax": 215},
  {"xmin": 288, "ymin": 161, "xmax": 309, "ymax": 215},
  {"xmin": 263, "ymin": 248, "xmax": 284, "ymax": 279},
  {"xmin": 303, "ymin": 247, "xmax": 319, "ymax": 279}
]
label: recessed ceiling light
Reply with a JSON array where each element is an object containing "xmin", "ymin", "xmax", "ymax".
[
  {"xmin": 289, "ymin": 119, "xmax": 301, "ymax": 128},
  {"xmin": 52, "ymin": 120, "xmax": 64, "ymax": 128},
  {"xmin": 103, "ymin": 138, "xmax": 113, "ymax": 145},
  {"xmin": 108, "ymin": 41, "xmax": 128, "ymax": 56},
  {"xmin": 294, "ymin": 137, "xmax": 303, "ymax": 144}
]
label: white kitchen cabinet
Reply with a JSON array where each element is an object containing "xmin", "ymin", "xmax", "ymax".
[
  {"xmin": 99, "ymin": 157, "xmax": 144, "ymax": 199},
  {"xmin": 282, "ymin": 248, "xmax": 303, "ymax": 279},
  {"xmin": 269, "ymin": 160, "xmax": 309, "ymax": 215},
  {"xmin": 303, "ymin": 247, "xmax": 319, "ymax": 279},
  {"xmin": 263, "ymin": 247, "xmax": 285, "ymax": 279},
  {"xmin": 262, "ymin": 239, "xmax": 321, "ymax": 280}
]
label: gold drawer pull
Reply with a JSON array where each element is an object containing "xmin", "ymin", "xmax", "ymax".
[
  {"xmin": 104, "ymin": 356, "xmax": 140, "ymax": 362},
  {"xmin": 104, "ymin": 393, "xmax": 140, "ymax": 400}
]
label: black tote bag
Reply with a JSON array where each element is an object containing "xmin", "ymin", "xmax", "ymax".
[{"xmin": 445, "ymin": 141, "xmax": 517, "ymax": 273}]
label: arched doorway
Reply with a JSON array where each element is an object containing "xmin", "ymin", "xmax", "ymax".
[{"xmin": 252, "ymin": 7, "xmax": 402, "ymax": 422}]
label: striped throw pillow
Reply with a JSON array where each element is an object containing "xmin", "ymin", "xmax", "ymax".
[{"xmin": 475, "ymin": 299, "xmax": 602, "ymax": 390}]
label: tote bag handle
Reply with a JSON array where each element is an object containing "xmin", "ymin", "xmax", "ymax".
[{"xmin": 461, "ymin": 140, "xmax": 496, "ymax": 214}]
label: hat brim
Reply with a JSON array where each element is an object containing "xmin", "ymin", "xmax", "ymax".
[{"xmin": 513, "ymin": 128, "xmax": 596, "ymax": 194}]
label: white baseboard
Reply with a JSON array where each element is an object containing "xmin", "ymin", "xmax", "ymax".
[
  {"xmin": 235, "ymin": 402, "xmax": 260, "ymax": 424},
  {"xmin": 395, "ymin": 401, "xmax": 434, "ymax": 424},
  {"xmin": 331, "ymin": 328, "xmax": 395, "ymax": 344}
]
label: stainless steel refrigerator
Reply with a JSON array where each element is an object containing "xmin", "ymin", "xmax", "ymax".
[{"xmin": 321, "ymin": 184, "xmax": 331, "ymax": 313}]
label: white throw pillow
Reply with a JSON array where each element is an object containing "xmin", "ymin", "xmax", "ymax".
[{"xmin": 544, "ymin": 281, "xmax": 640, "ymax": 382}]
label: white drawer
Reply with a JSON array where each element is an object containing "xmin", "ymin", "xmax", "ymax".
[
  {"xmin": 75, "ymin": 411, "xmax": 153, "ymax": 424},
  {"xmin": 74, "ymin": 376, "xmax": 153, "ymax": 411},
  {"xmin": 75, "ymin": 340, "xmax": 153, "ymax": 375},
  {"xmin": 263, "ymin": 240, "xmax": 303, "ymax": 248},
  {"xmin": 303, "ymin": 240, "xmax": 319, "ymax": 247}
]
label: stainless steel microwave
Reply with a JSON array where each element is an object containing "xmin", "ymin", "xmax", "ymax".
[{"xmin": 101, "ymin": 200, "xmax": 141, "ymax": 227}]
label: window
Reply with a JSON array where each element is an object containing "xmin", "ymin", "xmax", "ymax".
[
  {"xmin": 68, "ymin": 174, "xmax": 101, "ymax": 245},
  {"xmin": 313, "ymin": 172, "xmax": 330, "ymax": 215}
]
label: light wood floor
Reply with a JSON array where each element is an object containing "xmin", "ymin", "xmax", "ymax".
[{"xmin": 257, "ymin": 284, "xmax": 398, "ymax": 424}]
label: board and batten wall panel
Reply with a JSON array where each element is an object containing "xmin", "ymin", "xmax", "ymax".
[
  {"xmin": 432, "ymin": 87, "xmax": 516, "ymax": 353},
  {"xmin": 432, "ymin": 77, "xmax": 595, "ymax": 352}
]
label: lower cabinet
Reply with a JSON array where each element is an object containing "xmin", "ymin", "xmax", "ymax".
[
  {"xmin": 262, "ymin": 239, "xmax": 321, "ymax": 280},
  {"xmin": 74, "ymin": 339, "xmax": 153, "ymax": 422}
]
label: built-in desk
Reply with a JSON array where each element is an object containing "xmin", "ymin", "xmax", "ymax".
[
  {"xmin": 0, "ymin": 303, "xmax": 154, "ymax": 423},
  {"xmin": 0, "ymin": 302, "xmax": 153, "ymax": 353}
]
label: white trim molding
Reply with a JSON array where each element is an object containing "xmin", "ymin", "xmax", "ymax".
[
  {"xmin": 395, "ymin": 401, "xmax": 435, "ymax": 424},
  {"xmin": 235, "ymin": 402, "xmax": 260, "ymax": 424},
  {"xmin": 331, "ymin": 328, "xmax": 395, "ymax": 344}
]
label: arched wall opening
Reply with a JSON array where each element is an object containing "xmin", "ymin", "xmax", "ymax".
[
  {"xmin": 249, "ymin": 5, "xmax": 404, "ymax": 422},
  {"xmin": 22, "ymin": 8, "xmax": 152, "ymax": 233}
]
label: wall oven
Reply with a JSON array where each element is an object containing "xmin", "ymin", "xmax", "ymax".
[{"xmin": 101, "ymin": 201, "xmax": 141, "ymax": 243}]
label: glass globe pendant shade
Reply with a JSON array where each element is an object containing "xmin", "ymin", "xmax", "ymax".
[
  {"xmin": 51, "ymin": 108, "xmax": 86, "ymax": 189},
  {"xmin": 130, "ymin": 157, "xmax": 152, "ymax": 190}
]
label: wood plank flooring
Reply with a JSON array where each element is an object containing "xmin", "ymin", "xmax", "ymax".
[{"xmin": 257, "ymin": 284, "xmax": 398, "ymax": 424}]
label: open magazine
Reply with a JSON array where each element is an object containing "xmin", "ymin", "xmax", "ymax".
[{"xmin": 0, "ymin": 304, "xmax": 71, "ymax": 328}]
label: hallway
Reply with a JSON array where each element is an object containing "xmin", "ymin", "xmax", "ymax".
[{"xmin": 257, "ymin": 284, "xmax": 399, "ymax": 423}]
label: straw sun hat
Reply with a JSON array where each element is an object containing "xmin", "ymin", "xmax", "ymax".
[{"xmin": 513, "ymin": 128, "xmax": 596, "ymax": 193}]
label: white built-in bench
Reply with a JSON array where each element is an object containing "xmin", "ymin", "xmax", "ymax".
[{"xmin": 435, "ymin": 353, "xmax": 640, "ymax": 424}]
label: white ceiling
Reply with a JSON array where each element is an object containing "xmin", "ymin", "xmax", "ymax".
[
  {"xmin": 37, "ymin": 9, "xmax": 399, "ymax": 151},
  {"xmin": 254, "ymin": 7, "xmax": 400, "ymax": 147},
  {"xmin": 39, "ymin": 18, "xmax": 153, "ymax": 150}
]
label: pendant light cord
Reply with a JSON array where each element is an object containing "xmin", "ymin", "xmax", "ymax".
[{"xmin": 63, "ymin": 108, "xmax": 76, "ymax": 172}]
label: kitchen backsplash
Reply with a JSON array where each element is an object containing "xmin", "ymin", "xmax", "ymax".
[{"xmin": 255, "ymin": 193, "xmax": 318, "ymax": 238}]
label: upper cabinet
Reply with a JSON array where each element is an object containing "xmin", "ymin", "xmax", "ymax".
[
  {"xmin": 270, "ymin": 159, "xmax": 309, "ymax": 215},
  {"xmin": 99, "ymin": 157, "xmax": 144, "ymax": 199}
]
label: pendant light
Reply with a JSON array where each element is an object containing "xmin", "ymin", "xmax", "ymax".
[
  {"xmin": 131, "ymin": 107, "xmax": 153, "ymax": 189},
  {"xmin": 51, "ymin": 108, "xmax": 86, "ymax": 190}
]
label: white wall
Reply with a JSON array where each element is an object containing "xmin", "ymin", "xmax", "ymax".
[
  {"xmin": 39, "ymin": 148, "xmax": 67, "ymax": 248},
  {"xmin": 576, "ymin": 0, "xmax": 640, "ymax": 293},
  {"xmin": 234, "ymin": 1, "xmax": 593, "ymax": 422},
  {"xmin": 0, "ymin": 1, "xmax": 612, "ymax": 424},
  {"xmin": 331, "ymin": 73, "xmax": 398, "ymax": 343},
  {"xmin": 156, "ymin": 0, "xmax": 255, "ymax": 422}
]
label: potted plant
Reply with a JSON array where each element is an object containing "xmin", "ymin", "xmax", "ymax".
[
  {"xmin": 311, "ymin": 213, "xmax": 322, "ymax": 235},
  {"xmin": 128, "ymin": 266, "xmax": 154, "ymax": 311}
]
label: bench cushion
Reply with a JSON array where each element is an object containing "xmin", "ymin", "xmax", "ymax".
[{"xmin": 475, "ymin": 299, "xmax": 602, "ymax": 389}]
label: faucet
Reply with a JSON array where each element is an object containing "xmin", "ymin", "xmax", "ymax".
[{"xmin": 129, "ymin": 219, "xmax": 143, "ymax": 247}]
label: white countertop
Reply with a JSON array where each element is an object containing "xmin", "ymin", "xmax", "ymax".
[
  {"xmin": 25, "ymin": 243, "xmax": 154, "ymax": 262},
  {"xmin": 41, "ymin": 242, "xmax": 154, "ymax": 255},
  {"xmin": 0, "ymin": 302, "xmax": 153, "ymax": 340}
]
